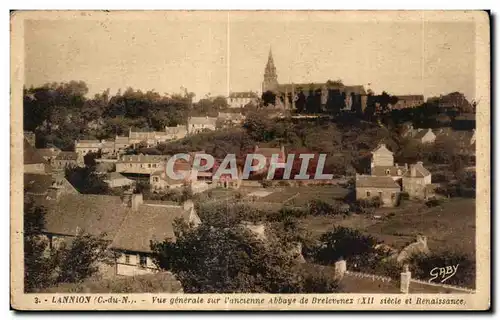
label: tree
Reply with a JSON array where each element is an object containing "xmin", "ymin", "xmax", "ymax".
[
  {"xmin": 261, "ymin": 90, "xmax": 276, "ymax": 107},
  {"xmin": 24, "ymin": 199, "xmax": 56, "ymax": 292},
  {"xmin": 151, "ymin": 219, "xmax": 340, "ymax": 293},
  {"xmin": 313, "ymin": 227, "xmax": 379, "ymax": 266},
  {"xmin": 24, "ymin": 199, "xmax": 110, "ymax": 291},
  {"xmin": 56, "ymin": 232, "xmax": 111, "ymax": 283}
]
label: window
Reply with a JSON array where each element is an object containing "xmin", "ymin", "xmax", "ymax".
[
  {"xmin": 124, "ymin": 254, "xmax": 130, "ymax": 264},
  {"xmin": 366, "ymin": 191, "xmax": 371, "ymax": 197},
  {"xmin": 139, "ymin": 255, "xmax": 147, "ymax": 268},
  {"xmin": 153, "ymin": 164, "xmax": 157, "ymax": 168},
  {"xmin": 153, "ymin": 177, "xmax": 159, "ymax": 183},
  {"xmin": 148, "ymin": 164, "xmax": 151, "ymax": 168},
  {"xmin": 391, "ymin": 192, "xmax": 396, "ymax": 200},
  {"xmin": 386, "ymin": 169, "xmax": 391, "ymax": 175}
]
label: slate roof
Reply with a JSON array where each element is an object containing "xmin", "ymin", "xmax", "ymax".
[
  {"xmin": 118, "ymin": 154, "xmax": 166, "ymax": 163},
  {"xmin": 75, "ymin": 140, "xmax": 101, "ymax": 147},
  {"xmin": 55, "ymin": 151, "xmax": 78, "ymax": 161},
  {"xmin": 105, "ymin": 172, "xmax": 131, "ymax": 181},
  {"xmin": 24, "ymin": 138, "xmax": 48, "ymax": 165},
  {"xmin": 110, "ymin": 204, "xmax": 190, "ymax": 253},
  {"xmin": 356, "ymin": 176, "xmax": 401, "ymax": 189},
  {"xmin": 24, "ymin": 173, "xmax": 53, "ymax": 195},
  {"xmin": 188, "ymin": 116, "xmax": 218, "ymax": 126},
  {"xmin": 403, "ymin": 162, "xmax": 431, "ymax": 178},
  {"xmin": 371, "ymin": 143, "xmax": 393, "ymax": 155},
  {"xmin": 371, "ymin": 166, "xmax": 407, "ymax": 177},
  {"xmin": 43, "ymin": 194, "xmax": 131, "ymax": 240}
]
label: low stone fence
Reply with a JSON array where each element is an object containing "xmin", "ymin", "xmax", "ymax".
[{"xmin": 335, "ymin": 260, "xmax": 475, "ymax": 294}]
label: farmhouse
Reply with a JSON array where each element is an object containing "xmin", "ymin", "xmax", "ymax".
[
  {"xmin": 115, "ymin": 154, "xmax": 167, "ymax": 176},
  {"xmin": 42, "ymin": 193, "xmax": 200, "ymax": 277},
  {"xmin": 355, "ymin": 175, "xmax": 401, "ymax": 207},
  {"xmin": 402, "ymin": 161, "xmax": 432, "ymax": 199},
  {"xmin": 110, "ymin": 195, "xmax": 201, "ymax": 276},
  {"xmin": 187, "ymin": 116, "xmax": 217, "ymax": 134}
]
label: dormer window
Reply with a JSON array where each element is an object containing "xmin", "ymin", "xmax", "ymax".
[{"xmin": 386, "ymin": 169, "xmax": 391, "ymax": 175}]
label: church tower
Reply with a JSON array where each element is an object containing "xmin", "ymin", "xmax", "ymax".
[{"xmin": 262, "ymin": 48, "xmax": 279, "ymax": 93}]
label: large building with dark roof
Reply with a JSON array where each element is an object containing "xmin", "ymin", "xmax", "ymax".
[
  {"xmin": 42, "ymin": 192, "xmax": 200, "ymax": 277},
  {"xmin": 261, "ymin": 49, "xmax": 368, "ymax": 112}
]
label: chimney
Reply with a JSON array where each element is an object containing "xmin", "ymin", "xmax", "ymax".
[
  {"xmin": 334, "ymin": 259, "xmax": 347, "ymax": 279},
  {"xmin": 410, "ymin": 165, "xmax": 416, "ymax": 177},
  {"xmin": 131, "ymin": 193, "xmax": 144, "ymax": 211},
  {"xmin": 395, "ymin": 162, "xmax": 398, "ymax": 168},
  {"xmin": 405, "ymin": 163, "xmax": 408, "ymax": 170},
  {"xmin": 400, "ymin": 264, "xmax": 411, "ymax": 293},
  {"xmin": 417, "ymin": 161, "xmax": 423, "ymax": 166}
]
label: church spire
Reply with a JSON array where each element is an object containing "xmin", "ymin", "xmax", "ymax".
[
  {"xmin": 262, "ymin": 46, "xmax": 278, "ymax": 93},
  {"xmin": 266, "ymin": 47, "xmax": 275, "ymax": 70}
]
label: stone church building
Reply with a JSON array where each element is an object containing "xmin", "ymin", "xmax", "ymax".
[{"xmin": 261, "ymin": 49, "xmax": 368, "ymax": 113}]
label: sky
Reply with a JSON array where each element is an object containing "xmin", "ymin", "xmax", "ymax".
[{"xmin": 24, "ymin": 11, "xmax": 477, "ymax": 101}]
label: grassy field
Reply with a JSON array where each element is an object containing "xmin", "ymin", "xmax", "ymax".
[
  {"xmin": 256, "ymin": 185, "xmax": 350, "ymax": 205},
  {"xmin": 299, "ymin": 198, "xmax": 476, "ymax": 259}
]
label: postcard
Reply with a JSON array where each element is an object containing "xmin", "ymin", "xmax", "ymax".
[{"xmin": 10, "ymin": 10, "xmax": 490, "ymax": 311}]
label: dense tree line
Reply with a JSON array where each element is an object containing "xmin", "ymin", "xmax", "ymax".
[{"xmin": 24, "ymin": 81, "xmax": 229, "ymax": 150}]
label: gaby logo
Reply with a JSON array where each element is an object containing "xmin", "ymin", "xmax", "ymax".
[
  {"xmin": 165, "ymin": 153, "xmax": 334, "ymax": 181},
  {"xmin": 429, "ymin": 264, "xmax": 459, "ymax": 283}
]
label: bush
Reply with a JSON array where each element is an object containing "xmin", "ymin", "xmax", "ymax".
[
  {"xmin": 278, "ymin": 180, "xmax": 291, "ymax": 187},
  {"xmin": 313, "ymin": 227, "xmax": 379, "ymax": 265},
  {"xmin": 425, "ymin": 198, "xmax": 441, "ymax": 207},
  {"xmin": 307, "ymin": 200, "xmax": 333, "ymax": 216},
  {"xmin": 267, "ymin": 206, "xmax": 309, "ymax": 222},
  {"xmin": 260, "ymin": 180, "xmax": 273, "ymax": 188}
]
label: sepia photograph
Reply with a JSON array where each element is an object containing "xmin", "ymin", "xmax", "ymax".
[{"xmin": 10, "ymin": 10, "xmax": 490, "ymax": 310}]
